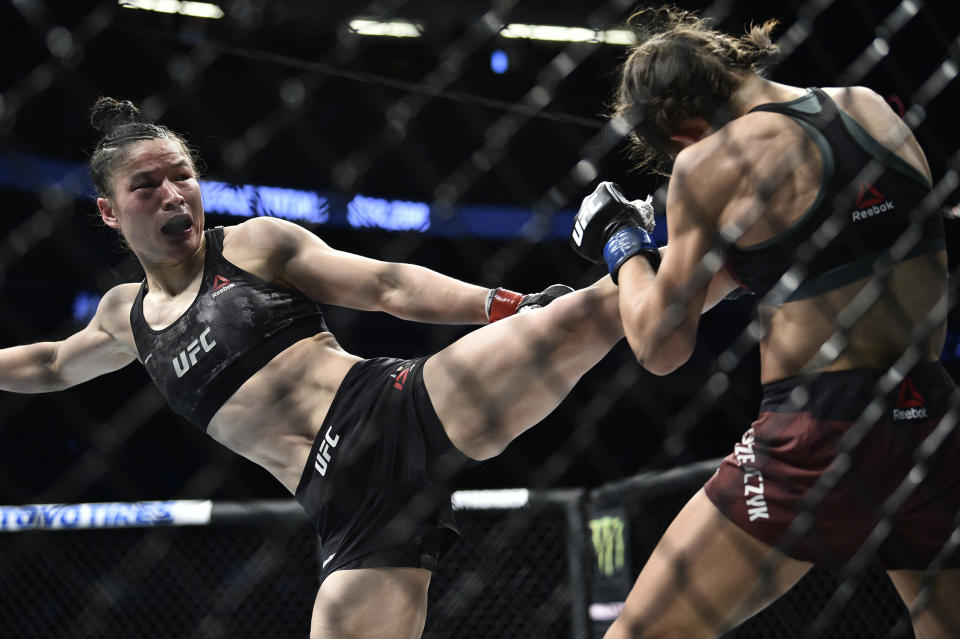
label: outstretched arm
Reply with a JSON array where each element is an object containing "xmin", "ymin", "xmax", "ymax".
[
  {"xmin": 236, "ymin": 216, "xmax": 511, "ymax": 325},
  {"xmin": 0, "ymin": 286, "xmax": 138, "ymax": 393}
]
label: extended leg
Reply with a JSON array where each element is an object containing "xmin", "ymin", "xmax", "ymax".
[
  {"xmin": 423, "ymin": 277, "xmax": 623, "ymax": 459},
  {"xmin": 606, "ymin": 489, "xmax": 812, "ymax": 639}
]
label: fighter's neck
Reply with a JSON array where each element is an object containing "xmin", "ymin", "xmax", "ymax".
[{"xmin": 140, "ymin": 238, "xmax": 207, "ymax": 299}]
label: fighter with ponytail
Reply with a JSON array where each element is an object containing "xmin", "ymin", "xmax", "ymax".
[{"xmin": 571, "ymin": 5, "xmax": 956, "ymax": 638}]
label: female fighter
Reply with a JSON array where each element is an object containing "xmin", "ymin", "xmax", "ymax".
[
  {"xmin": 571, "ymin": 6, "xmax": 957, "ymax": 638},
  {"xmin": 0, "ymin": 97, "xmax": 625, "ymax": 639}
]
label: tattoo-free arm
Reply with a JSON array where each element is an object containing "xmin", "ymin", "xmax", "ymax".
[
  {"xmin": 0, "ymin": 287, "xmax": 137, "ymax": 393},
  {"xmin": 618, "ymin": 153, "xmax": 739, "ymax": 375},
  {"xmin": 247, "ymin": 217, "xmax": 491, "ymax": 324}
]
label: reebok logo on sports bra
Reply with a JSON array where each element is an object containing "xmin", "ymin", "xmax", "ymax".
[
  {"xmin": 211, "ymin": 274, "xmax": 237, "ymax": 297},
  {"xmin": 851, "ymin": 182, "xmax": 894, "ymax": 222}
]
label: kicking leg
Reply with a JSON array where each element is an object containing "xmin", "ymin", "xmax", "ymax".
[
  {"xmin": 423, "ymin": 277, "xmax": 623, "ymax": 459},
  {"xmin": 606, "ymin": 489, "xmax": 812, "ymax": 639},
  {"xmin": 310, "ymin": 567, "xmax": 431, "ymax": 639}
]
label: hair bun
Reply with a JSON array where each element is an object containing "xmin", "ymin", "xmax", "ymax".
[{"xmin": 89, "ymin": 97, "xmax": 146, "ymax": 135}]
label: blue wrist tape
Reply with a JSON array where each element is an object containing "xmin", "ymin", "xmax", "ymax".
[{"xmin": 603, "ymin": 227, "xmax": 660, "ymax": 284}]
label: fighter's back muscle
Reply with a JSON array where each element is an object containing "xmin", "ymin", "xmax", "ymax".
[{"xmin": 672, "ymin": 113, "xmax": 823, "ymax": 249}]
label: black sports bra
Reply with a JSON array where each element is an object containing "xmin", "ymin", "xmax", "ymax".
[
  {"xmin": 130, "ymin": 227, "xmax": 329, "ymax": 429},
  {"xmin": 724, "ymin": 88, "xmax": 943, "ymax": 302}
]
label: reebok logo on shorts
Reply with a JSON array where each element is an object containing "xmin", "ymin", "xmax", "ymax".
[
  {"xmin": 851, "ymin": 182, "xmax": 894, "ymax": 221},
  {"xmin": 893, "ymin": 376, "xmax": 928, "ymax": 421}
]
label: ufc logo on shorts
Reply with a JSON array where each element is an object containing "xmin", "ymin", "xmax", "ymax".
[
  {"xmin": 172, "ymin": 327, "xmax": 216, "ymax": 378},
  {"xmin": 314, "ymin": 426, "xmax": 340, "ymax": 476}
]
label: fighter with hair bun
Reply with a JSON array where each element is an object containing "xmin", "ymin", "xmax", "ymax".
[
  {"xmin": 572, "ymin": 6, "xmax": 957, "ymax": 637},
  {"xmin": 0, "ymin": 96, "xmax": 625, "ymax": 638}
]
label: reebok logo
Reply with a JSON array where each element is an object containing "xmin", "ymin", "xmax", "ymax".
[
  {"xmin": 211, "ymin": 274, "xmax": 236, "ymax": 298},
  {"xmin": 392, "ymin": 363, "xmax": 414, "ymax": 391},
  {"xmin": 856, "ymin": 182, "xmax": 884, "ymax": 208},
  {"xmin": 851, "ymin": 182, "xmax": 895, "ymax": 221},
  {"xmin": 897, "ymin": 376, "xmax": 924, "ymax": 407},
  {"xmin": 893, "ymin": 376, "xmax": 927, "ymax": 421}
]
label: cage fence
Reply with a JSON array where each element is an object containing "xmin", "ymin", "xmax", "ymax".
[
  {"xmin": 0, "ymin": 466, "xmax": 932, "ymax": 637},
  {"xmin": 0, "ymin": 0, "xmax": 958, "ymax": 637}
]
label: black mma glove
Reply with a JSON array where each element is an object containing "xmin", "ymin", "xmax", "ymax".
[
  {"xmin": 486, "ymin": 284, "xmax": 574, "ymax": 322},
  {"xmin": 570, "ymin": 181, "xmax": 660, "ymax": 283}
]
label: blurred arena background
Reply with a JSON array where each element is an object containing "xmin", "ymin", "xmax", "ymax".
[{"xmin": 0, "ymin": 0, "xmax": 957, "ymax": 637}]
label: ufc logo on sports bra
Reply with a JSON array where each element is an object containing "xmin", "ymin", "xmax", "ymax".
[{"xmin": 172, "ymin": 327, "xmax": 217, "ymax": 378}]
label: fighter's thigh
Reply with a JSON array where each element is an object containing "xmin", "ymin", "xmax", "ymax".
[
  {"xmin": 608, "ymin": 488, "xmax": 811, "ymax": 639},
  {"xmin": 424, "ymin": 282, "xmax": 620, "ymax": 458},
  {"xmin": 311, "ymin": 567, "xmax": 431, "ymax": 639},
  {"xmin": 888, "ymin": 567, "xmax": 960, "ymax": 639}
]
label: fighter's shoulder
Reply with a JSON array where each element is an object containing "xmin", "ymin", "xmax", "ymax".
[
  {"xmin": 99, "ymin": 282, "xmax": 141, "ymax": 311},
  {"xmin": 93, "ymin": 283, "xmax": 141, "ymax": 343},
  {"xmin": 223, "ymin": 216, "xmax": 315, "ymax": 253},
  {"xmin": 220, "ymin": 218, "xmax": 328, "ymax": 280},
  {"xmin": 224, "ymin": 216, "xmax": 290, "ymax": 245},
  {"xmin": 820, "ymin": 85, "xmax": 886, "ymax": 110}
]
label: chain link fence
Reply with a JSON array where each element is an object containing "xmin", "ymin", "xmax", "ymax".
[
  {"xmin": 1, "ymin": 0, "xmax": 958, "ymax": 637},
  {"xmin": 0, "ymin": 466, "xmax": 929, "ymax": 638}
]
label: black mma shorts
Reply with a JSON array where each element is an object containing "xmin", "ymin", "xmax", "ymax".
[{"xmin": 295, "ymin": 356, "xmax": 471, "ymax": 583}]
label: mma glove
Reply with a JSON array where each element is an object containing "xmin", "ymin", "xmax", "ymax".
[
  {"xmin": 570, "ymin": 181, "xmax": 661, "ymax": 284},
  {"xmin": 486, "ymin": 284, "xmax": 574, "ymax": 323}
]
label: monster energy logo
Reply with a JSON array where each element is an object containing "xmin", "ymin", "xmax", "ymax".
[{"xmin": 589, "ymin": 515, "xmax": 626, "ymax": 577}]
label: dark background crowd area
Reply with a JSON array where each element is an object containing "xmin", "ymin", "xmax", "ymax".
[{"xmin": 0, "ymin": 0, "xmax": 957, "ymax": 505}]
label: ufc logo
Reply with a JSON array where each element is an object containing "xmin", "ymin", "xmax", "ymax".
[
  {"xmin": 572, "ymin": 217, "xmax": 586, "ymax": 246},
  {"xmin": 314, "ymin": 426, "xmax": 340, "ymax": 476},
  {"xmin": 172, "ymin": 327, "xmax": 216, "ymax": 378}
]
